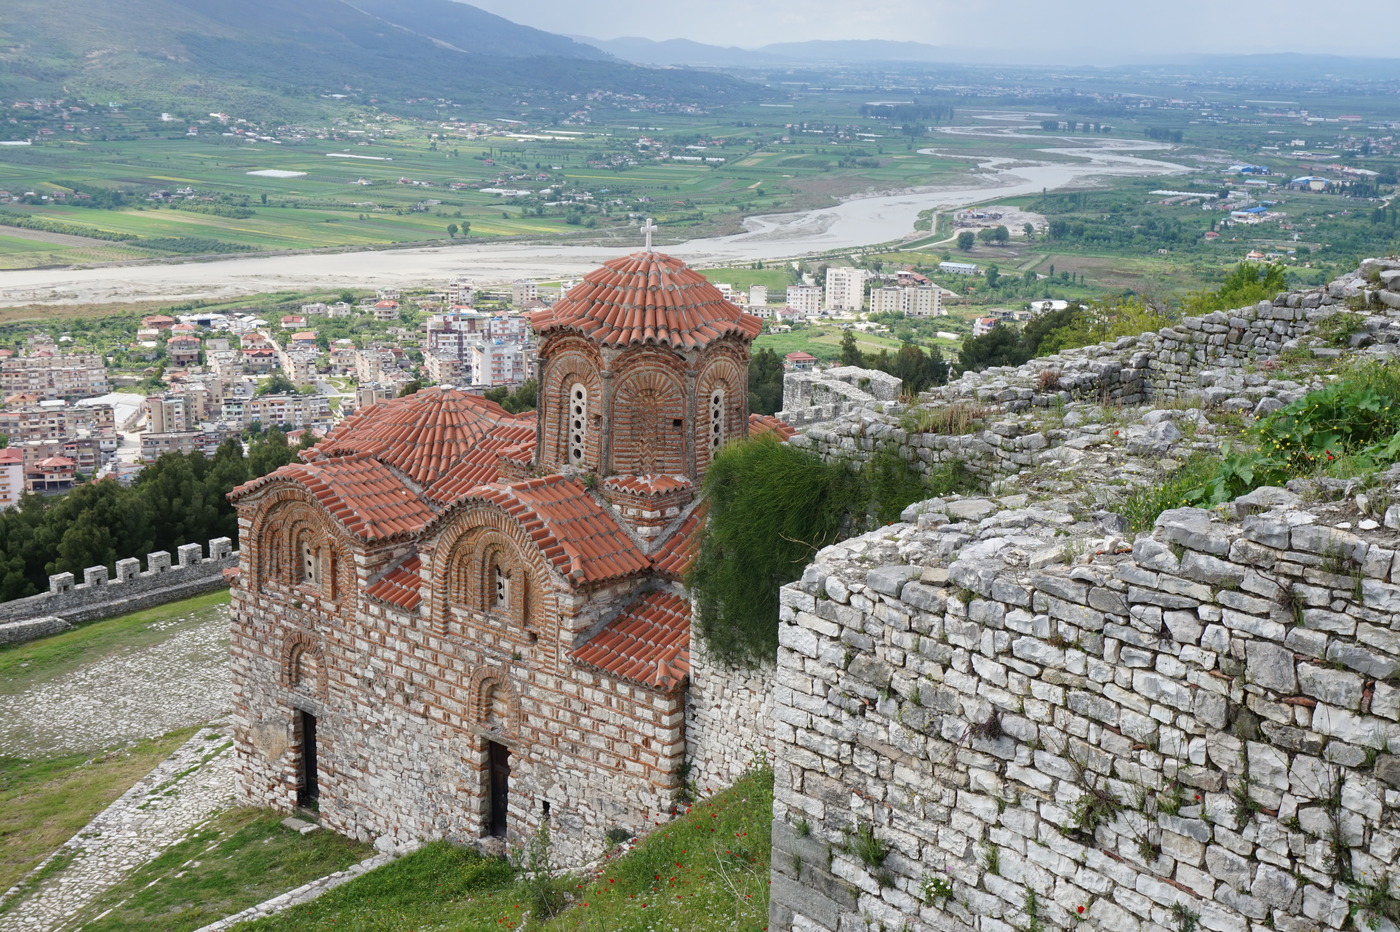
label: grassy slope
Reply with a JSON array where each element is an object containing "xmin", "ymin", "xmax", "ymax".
[
  {"xmin": 0, "ymin": 589, "xmax": 229, "ymax": 697},
  {"xmin": 72, "ymin": 809, "xmax": 374, "ymax": 931},
  {"xmin": 0, "ymin": 728, "xmax": 196, "ymax": 893},
  {"xmin": 0, "ymin": 590, "xmax": 231, "ymax": 890},
  {"xmin": 238, "ymin": 768, "xmax": 774, "ymax": 931}
]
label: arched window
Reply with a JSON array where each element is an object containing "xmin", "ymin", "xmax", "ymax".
[
  {"xmin": 710, "ymin": 388, "xmax": 725, "ymax": 451},
  {"xmin": 301, "ymin": 536, "xmax": 318, "ymax": 586},
  {"xmin": 568, "ymin": 383, "xmax": 587, "ymax": 465},
  {"xmin": 493, "ymin": 563, "xmax": 510, "ymax": 611}
]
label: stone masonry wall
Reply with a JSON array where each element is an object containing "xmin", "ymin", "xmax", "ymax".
[
  {"xmin": 686, "ymin": 628, "xmax": 776, "ymax": 790},
  {"xmin": 786, "ymin": 264, "xmax": 1395, "ymax": 480},
  {"xmin": 768, "ymin": 486, "xmax": 1400, "ymax": 932},
  {"xmin": 767, "ymin": 260, "xmax": 1400, "ymax": 932},
  {"xmin": 0, "ymin": 538, "xmax": 236, "ymax": 642}
]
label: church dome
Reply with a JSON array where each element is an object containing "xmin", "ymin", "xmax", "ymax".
[
  {"xmin": 309, "ymin": 387, "xmax": 525, "ymax": 487},
  {"xmin": 530, "ymin": 251, "xmax": 762, "ymax": 351}
]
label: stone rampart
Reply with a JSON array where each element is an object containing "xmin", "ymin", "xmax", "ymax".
[
  {"xmin": 779, "ymin": 366, "xmax": 904, "ymax": 427},
  {"xmin": 0, "ymin": 538, "xmax": 236, "ymax": 641},
  {"xmin": 766, "ymin": 259, "xmax": 1400, "ymax": 931},
  {"xmin": 769, "ymin": 490, "xmax": 1400, "ymax": 931},
  {"xmin": 686, "ymin": 629, "xmax": 776, "ymax": 790},
  {"xmin": 786, "ymin": 261, "xmax": 1400, "ymax": 482}
]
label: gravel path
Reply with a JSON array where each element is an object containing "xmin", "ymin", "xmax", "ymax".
[
  {"xmin": 0, "ymin": 725, "xmax": 236, "ymax": 932},
  {"xmin": 0, "ymin": 605, "xmax": 232, "ymax": 758}
]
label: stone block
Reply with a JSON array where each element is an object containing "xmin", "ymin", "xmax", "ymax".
[
  {"xmin": 1245, "ymin": 640, "xmax": 1297, "ymax": 693},
  {"xmin": 115, "ymin": 557, "xmax": 141, "ymax": 582},
  {"xmin": 177, "ymin": 542, "xmax": 203, "ymax": 567},
  {"xmin": 48, "ymin": 571, "xmax": 74, "ymax": 593},
  {"xmin": 83, "ymin": 565, "xmax": 109, "ymax": 587},
  {"xmin": 147, "ymin": 551, "xmax": 172, "ymax": 573}
]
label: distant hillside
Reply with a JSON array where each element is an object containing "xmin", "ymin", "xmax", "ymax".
[
  {"xmin": 579, "ymin": 36, "xmax": 973, "ymax": 67},
  {"xmin": 0, "ymin": 0, "xmax": 757, "ymax": 120}
]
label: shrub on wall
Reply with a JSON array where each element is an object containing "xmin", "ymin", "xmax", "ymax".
[{"xmin": 690, "ymin": 438, "xmax": 975, "ymax": 665}]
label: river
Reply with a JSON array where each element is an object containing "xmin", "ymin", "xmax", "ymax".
[{"xmin": 0, "ymin": 128, "xmax": 1186, "ymax": 307}]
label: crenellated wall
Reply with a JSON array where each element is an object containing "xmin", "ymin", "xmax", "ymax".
[{"xmin": 0, "ymin": 538, "xmax": 236, "ymax": 644}]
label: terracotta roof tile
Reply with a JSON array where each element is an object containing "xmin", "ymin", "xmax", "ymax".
[
  {"xmin": 748, "ymin": 413, "xmax": 797, "ymax": 441},
  {"xmin": 653, "ymin": 505, "xmax": 705, "ymax": 579},
  {"xmin": 310, "ymin": 387, "xmax": 529, "ymax": 488},
  {"xmin": 426, "ymin": 420, "xmax": 537, "ymax": 504},
  {"xmin": 530, "ymin": 251, "xmax": 762, "ymax": 351},
  {"xmin": 468, "ymin": 476, "xmax": 650, "ymax": 586},
  {"xmin": 570, "ymin": 589, "xmax": 690, "ymax": 690},
  {"xmin": 365, "ymin": 554, "xmax": 422, "ymax": 611},
  {"xmin": 231, "ymin": 454, "xmax": 435, "ymax": 541},
  {"xmin": 601, "ymin": 474, "xmax": 691, "ymax": 495}
]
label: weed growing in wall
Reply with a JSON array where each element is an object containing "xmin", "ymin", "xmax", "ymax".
[{"xmin": 1118, "ymin": 359, "xmax": 1400, "ymax": 530}]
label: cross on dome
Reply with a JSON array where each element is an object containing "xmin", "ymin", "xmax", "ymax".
[{"xmin": 641, "ymin": 217, "xmax": 657, "ymax": 252}]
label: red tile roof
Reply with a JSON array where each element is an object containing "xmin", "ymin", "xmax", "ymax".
[
  {"xmin": 425, "ymin": 419, "xmax": 537, "ymax": 504},
  {"xmin": 653, "ymin": 505, "xmax": 705, "ymax": 580},
  {"xmin": 312, "ymin": 387, "xmax": 530, "ymax": 489},
  {"xmin": 570, "ymin": 589, "xmax": 690, "ymax": 690},
  {"xmin": 465, "ymin": 476, "xmax": 649, "ymax": 585},
  {"xmin": 365, "ymin": 554, "xmax": 422, "ymax": 610},
  {"xmin": 232, "ymin": 454, "xmax": 435, "ymax": 541},
  {"xmin": 602, "ymin": 474, "xmax": 691, "ymax": 495},
  {"xmin": 530, "ymin": 251, "xmax": 762, "ymax": 351},
  {"xmin": 748, "ymin": 413, "xmax": 797, "ymax": 441}
]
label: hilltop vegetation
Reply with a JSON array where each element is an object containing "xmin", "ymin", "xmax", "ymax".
[{"xmin": 0, "ymin": 0, "xmax": 756, "ymax": 120}]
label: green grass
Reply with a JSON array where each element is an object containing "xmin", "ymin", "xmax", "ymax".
[
  {"xmin": 68, "ymin": 808, "xmax": 374, "ymax": 931},
  {"xmin": 0, "ymin": 727, "xmax": 197, "ymax": 893},
  {"xmin": 239, "ymin": 768, "xmax": 774, "ymax": 932},
  {"xmin": 0, "ymin": 589, "xmax": 229, "ymax": 697},
  {"xmin": 754, "ymin": 326, "xmax": 907, "ymax": 362},
  {"xmin": 0, "ymin": 590, "xmax": 233, "ymax": 891}
]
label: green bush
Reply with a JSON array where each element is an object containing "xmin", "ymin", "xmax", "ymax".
[
  {"xmin": 1119, "ymin": 360, "xmax": 1400, "ymax": 530},
  {"xmin": 690, "ymin": 439, "xmax": 975, "ymax": 665}
]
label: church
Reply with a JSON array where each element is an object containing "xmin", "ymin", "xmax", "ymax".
[{"xmin": 226, "ymin": 245, "xmax": 784, "ymax": 861}]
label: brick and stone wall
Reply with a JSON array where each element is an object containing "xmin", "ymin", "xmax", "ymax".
[
  {"xmin": 229, "ymin": 507, "xmax": 688, "ymax": 867},
  {"xmin": 0, "ymin": 538, "xmax": 235, "ymax": 644}
]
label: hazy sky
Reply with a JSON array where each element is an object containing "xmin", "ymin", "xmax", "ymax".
[{"xmin": 459, "ymin": 0, "xmax": 1391, "ymax": 57}]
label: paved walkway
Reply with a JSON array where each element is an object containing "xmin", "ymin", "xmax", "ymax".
[
  {"xmin": 0, "ymin": 724, "xmax": 236, "ymax": 931},
  {"xmin": 0, "ymin": 604, "xmax": 231, "ymax": 758}
]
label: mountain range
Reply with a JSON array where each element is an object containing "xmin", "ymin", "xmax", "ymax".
[{"xmin": 0, "ymin": 0, "xmax": 758, "ymax": 119}]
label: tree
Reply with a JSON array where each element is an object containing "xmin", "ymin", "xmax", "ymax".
[
  {"xmin": 985, "ymin": 264, "xmax": 1000, "ymax": 289},
  {"xmin": 958, "ymin": 326, "xmax": 1027, "ymax": 373},
  {"xmin": 446, "ymin": 223, "xmax": 459, "ymax": 238},
  {"xmin": 838, "ymin": 331, "xmax": 863, "ymax": 368},
  {"xmin": 1023, "ymin": 223, "xmax": 1035, "ymax": 239},
  {"xmin": 992, "ymin": 225, "xmax": 1010, "ymax": 244},
  {"xmin": 747, "ymin": 348, "xmax": 784, "ymax": 416},
  {"xmin": 956, "ymin": 231, "xmax": 975, "ymax": 251},
  {"xmin": 258, "ymin": 373, "xmax": 296, "ymax": 396}
]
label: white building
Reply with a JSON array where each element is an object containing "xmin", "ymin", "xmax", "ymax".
[
  {"xmin": 748, "ymin": 285, "xmax": 768, "ymax": 306},
  {"xmin": 940, "ymin": 261, "xmax": 980, "ymax": 276},
  {"xmin": 511, "ymin": 280, "xmax": 538, "ymax": 306},
  {"xmin": 824, "ymin": 267, "xmax": 869, "ymax": 312},
  {"xmin": 786, "ymin": 285, "xmax": 822, "ymax": 316},
  {"xmin": 869, "ymin": 285, "xmax": 944, "ymax": 318}
]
